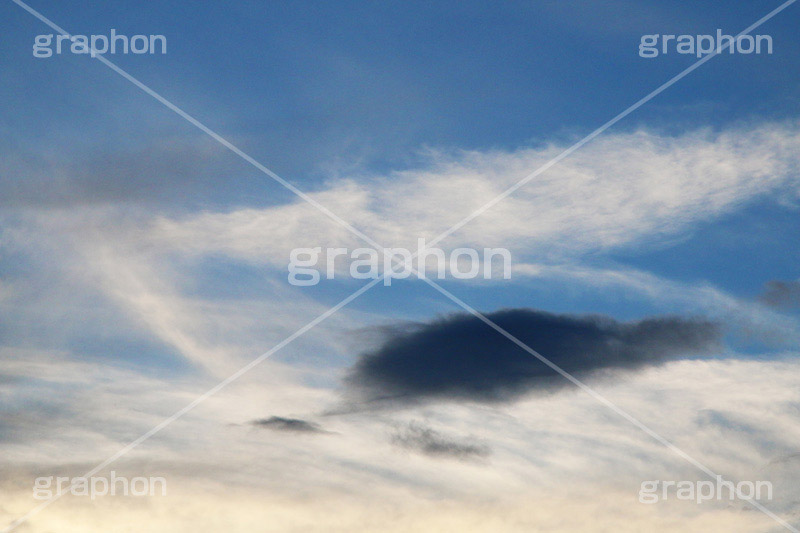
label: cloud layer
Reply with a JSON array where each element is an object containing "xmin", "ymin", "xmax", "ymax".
[
  {"xmin": 2, "ymin": 119, "xmax": 799, "ymax": 532},
  {"xmin": 148, "ymin": 121, "xmax": 800, "ymax": 267}
]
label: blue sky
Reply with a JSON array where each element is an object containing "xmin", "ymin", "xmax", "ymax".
[
  {"xmin": 6, "ymin": 1, "xmax": 800, "ymax": 166},
  {"xmin": 4, "ymin": 0, "xmax": 800, "ymax": 300},
  {"xmin": 2, "ymin": 1, "xmax": 800, "ymax": 532}
]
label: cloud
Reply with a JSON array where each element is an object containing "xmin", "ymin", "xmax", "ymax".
[
  {"xmin": 390, "ymin": 422, "xmax": 491, "ymax": 460},
  {"xmin": 511, "ymin": 263, "xmax": 800, "ymax": 346},
  {"xmin": 346, "ymin": 309, "xmax": 721, "ymax": 405},
  {"xmin": 0, "ymin": 207, "xmax": 373, "ymax": 378},
  {"xmin": 759, "ymin": 280, "xmax": 800, "ymax": 309},
  {"xmin": 4, "ymin": 357, "xmax": 800, "ymax": 532},
  {"xmin": 249, "ymin": 416, "xmax": 330, "ymax": 434},
  {"xmin": 0, "ymin": 137, "xmax": 243, "ymax": 209},
  {"xmin": 5, "ymin": 121, "xmax": 796, "ymax": 381},
  {"xmin": 149, "ymin": 121, "xmax": 800, "ymax": 266}
]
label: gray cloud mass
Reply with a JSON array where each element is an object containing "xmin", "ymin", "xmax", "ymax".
[
  {"xmin": 759, "ymin": 280, "xmax": 800, "ymax": 309},
  {"xmin": 391, "ymin": 422, "xmax": 491, "ymax": 460},
  {"xmin": 249, "ymin": 416, "xmax": 329, "ymax": 434}
]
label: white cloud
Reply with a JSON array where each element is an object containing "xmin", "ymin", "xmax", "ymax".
[
  {"xmin": 2, "ymin": 356, "xmax": 800, "ymax": 532},
  {"xmin": 512, "ymin": 262, "xmax": 800, "ymax": 343},
  {"xmin": 3, "ymin": 120, "xmax": 800, "ymax": 531},
  {"xmin": 149, "ymin": 121, "xmax": 800, "ymax": 263}
]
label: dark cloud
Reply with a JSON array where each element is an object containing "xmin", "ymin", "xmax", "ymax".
[
  {"xmin": 767, "ymin": 452, "xmax": 800, "ymax": 467},
  {"xmin": 391, "ymin": 422, "xmax": 491, "ymax": 460},
  {"xmin": 0, "ymin": 139, "xmax": 263, "ymax": 209},
  {"xmin": 249, "ymin": 416, "xmax": 329, "ymax": 434},
  {"xmin": 759, "ymin": 280, "xmax": 800, "ymax": 309},
  {"xmin": 346, "ymin": 308, "xmax": 721, "ymax": 405}
]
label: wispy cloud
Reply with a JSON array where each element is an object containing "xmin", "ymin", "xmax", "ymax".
[{"xmin": 147, "ymin": 121, "xmax": 800, "ymax": 264}]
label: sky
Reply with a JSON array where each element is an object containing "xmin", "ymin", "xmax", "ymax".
[{"xmin": 2, "ymin": 0, "xmax": 800, "ymax": 531}]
